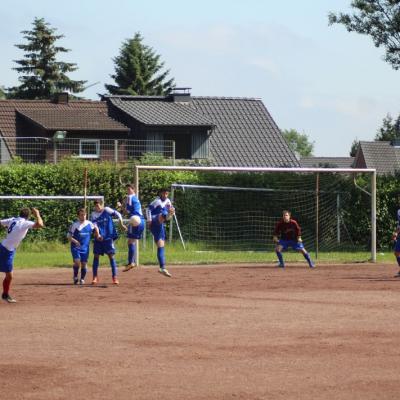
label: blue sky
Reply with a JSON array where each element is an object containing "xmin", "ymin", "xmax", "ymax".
[{"xmin": 2, "ymin": 0, "xmax": 400, "ymax": 156}]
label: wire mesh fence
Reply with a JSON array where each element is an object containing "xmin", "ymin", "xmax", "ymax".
[{"xmin": 0, "ymin": 137, "xmax": 175, "ymax": 164}]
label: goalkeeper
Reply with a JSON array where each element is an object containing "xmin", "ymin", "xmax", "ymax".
[{"xmin": 273, "ymin": 210, "xmax": 315, "ymax": 269}]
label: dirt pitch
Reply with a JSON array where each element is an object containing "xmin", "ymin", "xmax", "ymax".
[{"xmin": 1, "ymin": 263, "xmax": 400, "ymax": 400}]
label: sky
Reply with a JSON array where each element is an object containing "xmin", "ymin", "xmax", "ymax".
[{"xmin": 1, "ymin": 0, "xmax": 400, "ymax": 157}]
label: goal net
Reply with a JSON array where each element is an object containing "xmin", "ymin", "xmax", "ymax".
[{"xmin": 135, "ymin": 166, "xmax": 376, "ymax": 265}]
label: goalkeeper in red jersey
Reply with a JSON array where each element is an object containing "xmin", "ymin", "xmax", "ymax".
[{"xmin": 273, "ymin": 210, "xmax": 315, "ymax": 269}]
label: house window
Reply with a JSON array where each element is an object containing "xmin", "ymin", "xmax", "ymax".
[{"xmin": 79, "ymin": 139, "xmax": 99, "ymax": 158}]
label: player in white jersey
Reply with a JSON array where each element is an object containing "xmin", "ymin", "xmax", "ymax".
[
  {"xmin": 0, "ymin": 207, "xmax": 44, "ymax": 303},
  {"xmin": 146, "ymin": 188, "xmax": 175, "ymax": 277}
]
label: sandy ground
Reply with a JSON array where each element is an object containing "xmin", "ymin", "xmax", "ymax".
[{"xmin": 1, "ymin": 262, "xmax": 400, "ymax": 400}]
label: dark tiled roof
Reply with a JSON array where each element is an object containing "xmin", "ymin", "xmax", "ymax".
[
  {"xmin": 191, "ymin": 97, "xmax": 299, "ymax": 167},
  {"xmin": 0, "ymin": 99, "xmax": 128, "ymax": 138},
  {"xmin": 357, "ymin": 141, "xmax": 400, "ymax": 175},
  {"xmin": 106, "ymin": 95, "xmax": 299, "ymax": 167},
  {"xmin": 108, "ymin": 97, "xmax": 214, "ymax": 127},
  {"xmin": 17, "ymin": 109, "xmax": 128, "ymax": 131},
  {"xmin": 300, "ymin": 157, "xmax": 354, "ymax": 168}
]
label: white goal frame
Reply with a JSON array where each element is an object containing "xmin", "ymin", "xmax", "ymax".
[{"xmin": 133, "ymin": 166, "xmax": 377, "ymax": 266}]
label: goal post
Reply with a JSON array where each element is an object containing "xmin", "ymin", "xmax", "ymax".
[{"xmin": 134, "ymin": 166, "xmax": 376, "ymax": 266}]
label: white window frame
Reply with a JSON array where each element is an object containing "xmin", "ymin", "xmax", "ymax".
[{"xmin": 79, "ymin": 139, "xmax": 100, "ymax": 159}]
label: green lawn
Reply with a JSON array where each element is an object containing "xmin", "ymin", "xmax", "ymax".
[{"xmin": 12, "ymin": 240, "xmax": 391, "ymax": 269}]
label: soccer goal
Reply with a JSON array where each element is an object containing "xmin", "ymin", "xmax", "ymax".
[{"xmin": 133, "ymin": 166, "xmax": 376, "ymax": 265}]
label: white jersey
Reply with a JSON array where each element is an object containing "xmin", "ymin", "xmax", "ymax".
[{"xmin": 1, "ymin": 217, "xmax": 35, "ymax": 251}]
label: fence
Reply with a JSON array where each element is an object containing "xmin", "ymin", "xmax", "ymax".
[{"xmin": 0, "ymin": 137, "xmax": 176, "ymax": 164}]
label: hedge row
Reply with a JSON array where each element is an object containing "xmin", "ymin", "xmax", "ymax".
[{"xmin": 0, "ymin": 158, "xmax": 398, "ymax": 250}]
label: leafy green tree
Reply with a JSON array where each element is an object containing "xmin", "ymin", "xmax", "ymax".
[
  {"xmin": 329, "ymin": 1, "xmax": 400, "ymax": 69},
  {"xmin": 375, "ymin": 113, "xmax": 400, "ymax": 141},
  {"xmin": 282, "ymin": 129, "xmax": 314, "ymax": 157},
  {"xmin": 9, "ymin": 17, "xmax": 86, "ymax": 99},
  {"xmin": 105, "ymin": 32, "xmax": 175, "ymax": 95},
  {"xmin": 0, "ymin": 86, "xmax": 6, "ymax": 99},
  {"xmin": 350, "ymin": 138, "xmax": 360, "ymax": 156}
]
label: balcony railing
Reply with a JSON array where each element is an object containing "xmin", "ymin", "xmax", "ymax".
[{"xmin": 0, "ymin": 137, "xmax": 176, "ymax": 164}]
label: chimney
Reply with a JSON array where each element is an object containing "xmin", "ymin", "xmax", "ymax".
[
  {"xmin": 169, "ymin": 87, "xmax": 191, "ymax": 103},
  {"xmin": 53, "ymin": 92, "xmax": 69, "ymax": 104}
]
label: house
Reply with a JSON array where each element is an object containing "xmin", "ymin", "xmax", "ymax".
[
  {"xmin": 0, "ymin": 90, "xmax": 299, "ymax": 167},
  {"xmin": 353, "ymin": 140, "xmax": 400, "ymax": 175},
  {"xmin": 103, "ymin": 90, "xmax": 299, "ymax": 167},
  {"xmin": 0, "ymin": 94, "xmax": 129, "ymax": 162},
  {"xmin": 301, "ymin": 156, "xmax": 354, "ymax": 168}
]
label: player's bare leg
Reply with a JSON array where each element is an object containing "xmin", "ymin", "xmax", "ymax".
[
  {"xmin": 157, "ymin": 239, "xmax": 171, "ymax": 277},
  {"xmin": 2, "ymin": 272, "xmax": 16, "ymax": 303}
]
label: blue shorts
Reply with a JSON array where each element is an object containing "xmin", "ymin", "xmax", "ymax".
[
  {"xmin": 278, "ymin": 239, "xmax": 305, "ymax": 251},
  {"xmin": 93, "ymin": 238, "xmax": 115, "ymax": 256},
  {"xmin": 127, "ymin": 218, "xmax": 145, "ymax": 239},
  {"xmin": 0, "ymin": 243, "xmax": 15, "ymax": 273},
  {"xmin": 150, "ymin": 217, "xmax": 166, "ymax": 242},
  {"xmin": 71, "ymin": 246, "xmax": 90, "ymax": 263},
  {"xmin": 394, "ymin": 237, "xmax": 400, "ymax": 252}
]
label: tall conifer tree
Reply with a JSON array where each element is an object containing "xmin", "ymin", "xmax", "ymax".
[
  {"xmin": 105, "ymin": 32, "xmax": 175, "ymax": 95},
  {"xmin": 9, "ymin": 17, "xmax": 86, "ymax": 99}
]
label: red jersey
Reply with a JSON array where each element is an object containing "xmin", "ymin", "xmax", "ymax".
[{"xmin": 274, "ymin": 219, "xmax": 301, "ymax": 241}]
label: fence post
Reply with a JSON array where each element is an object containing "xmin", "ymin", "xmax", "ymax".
[
  {"xmin": 114, "ymin": 140, "xmax": 118, "ymax": 163},
  {"xmin": 53, "ymin": 140, "xmax": 57, "ymax": 164},
  {"xmin": 172, "ymin": 141, "xmax": 175, "ymax": 166}
]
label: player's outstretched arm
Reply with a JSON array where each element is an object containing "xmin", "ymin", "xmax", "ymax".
[{"xmin": 31, "ymin": 208, "xmax": 44, "ymax": 229}]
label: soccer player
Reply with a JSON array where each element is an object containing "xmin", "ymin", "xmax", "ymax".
[
  {"xmin": 121, "ymin": 184, "xmax": 145, "ymax": 272},
  {"xmin": 273, "ymin": 210, "xmax": 315, "ymax": 269},
  {"xmin": 393, "ymin": 194, "xmax": 400, "ymax": 277},
  {"xmin": 67, "ymin": 208, "xmax": 99, "ymax": 285},
  {"xmin": 146, "ymin": 188, "xmax": 175, "ymax": 277},
  {"xmin": 0, "ymin": 207, "xmax": 44, "ymax": 303},
  {"xmin": 90, "ymin": 199, "xmax": 127, "ymax": 285}
]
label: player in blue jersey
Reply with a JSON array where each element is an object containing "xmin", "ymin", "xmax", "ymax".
[
  {"xmin": 121, "ymin": 184, "xmax": 145, "ymax": 272},
  {"xmin": 90, "ymin": 199, "xmax": 127, "ymax": 285},
  {"xmin": 393, "ymin": 196, "xmax": 400, "ymax": 277},
  {"xmin": 0, "ymin": 207, "xmax": 44, "ymax": 303},
  {"xmin": 273, "ymin": 210, "xmax": 315, "ymax": 269},
  {"xmin": 146, "ymin": 188, "xmax": 175, "ymax": 277},
  {"xmin": 67, "ymin": 208, "xmax": 100, "ymax": 285}
]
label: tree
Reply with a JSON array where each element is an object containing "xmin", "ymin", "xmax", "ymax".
[
  {"xmin": 282, "ymin": 129, "xmax": 314, "ymax": 157},
  {"xmin": 0, "ymin": 86, "xmax": 6, "ymax": 99},
  {"xmin": 9, "ymin": 17, "xmax": 86, "ymax": 99},
  {"xmin": 329, "ymin": 1, "xmax": 400, "ymax": 70},
  {"xmin": 350, "ymin": 138, "xmax": 360, "ymax": 156},
  {"xmin": 105, "ymin": 32, "xmax": 175, "ymax": 95},
  {"xmin": 375, "ymin": 113, "xmax": 400, "ymax": 140}
]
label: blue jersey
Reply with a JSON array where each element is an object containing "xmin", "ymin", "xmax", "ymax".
[
  {"xmin": 126, "ymin": 194, "xmax": 143, "ymax": 218},
  {"xmin": 90, "ymin": 207, "xmax": 121, "ymax": 241},
  {"xmin": 146, "ymin": 197, "xmax": 173, "ymax": 220},
  {"xmin": 68, "ymin": 220, "xmax": 95, "ymax": 251}
]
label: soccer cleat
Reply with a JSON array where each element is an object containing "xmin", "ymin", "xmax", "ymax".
[
  {"xmin": 73, "ymin": 277, "xmax": 79, "ymax": 285},
  {"xmin": 123, "ymin": 263, "xmax": 136, "ymax": 272},
  {"xmin": 2, "ymin": 293, "xmax": 17, "ymax": 303},
  {"xmin": 91, "ymin": 276, "xmax": 99, "ymax": 285},
  {"xmin": 79, "ymin": 279, "xmax": 85, "ymax": 285},
  {"xmin": 112, "ymin": 276, "xmax": 119, "ymax": 285},
  {"xmin": 394, "ymin": 271, "xmax": 400, "ymax": 278},
  {"xmin": 276, "ymin": 263, "xmax": 285, "ymax": 268},
  {"xmin": 158, "ymin": 268, "xmax": 172, "ymax": 277},
  {"xmin": 309, "ymin": 263, "xmax": 316, "ymax": 269}
]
